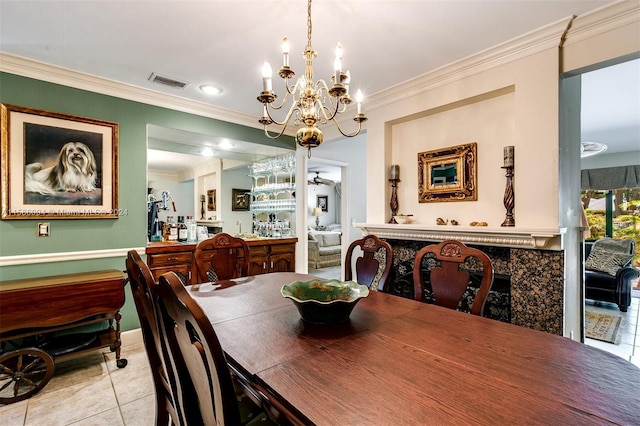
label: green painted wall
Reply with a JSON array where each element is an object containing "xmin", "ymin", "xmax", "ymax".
[{"xmin": 0, "ymin": 72, "xmax": 294, "ymax": 331}]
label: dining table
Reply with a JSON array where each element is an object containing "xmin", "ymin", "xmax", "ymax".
[{"xmin": 188, "ymin": 272, "xmax": 640, "ymax": 425}]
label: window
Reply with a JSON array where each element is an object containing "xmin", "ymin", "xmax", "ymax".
[{"xmin": 582, "ymin": 188, "xmax": 640, "ymax": 266}]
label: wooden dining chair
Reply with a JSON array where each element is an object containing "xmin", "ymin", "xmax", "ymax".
[
  {"xmin": 194, "ymin": 233, "xmax": 250, "ymax": 283},
  {"xmin": 125, "ymin": 250, "xmax": 184, "ymax": 426},
  {"xmin": 412, "ymin": 240, "xmax": 494, "ymax": 316},
  {"xmin": 345, "ymin": 234, "xmax": 393, "ymax": 291},
  {"xmin": 152, "ymin": 271, "xmax": 270, "ymax": 425}
]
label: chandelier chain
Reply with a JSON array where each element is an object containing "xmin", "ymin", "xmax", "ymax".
[{"xmin": 307, "ymin": 0, "xmax": 313, "ymax": 52}]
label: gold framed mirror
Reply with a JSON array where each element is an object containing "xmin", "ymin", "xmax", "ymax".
[{"xmin": 418, "ymin": 142, "xmax": 477, "ymax": 202}]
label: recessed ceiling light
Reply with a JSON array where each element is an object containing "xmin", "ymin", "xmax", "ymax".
[
  {"xmin": 199, "ymin": 84, "xmax": 222, "ymax": 95},
  {"xmin": 201, "ymin": 147, "xmax": 214, "ymax": 157},
  {"xmin": 219, "ymin": 140, "xmax": 233, "ymax": 150}
]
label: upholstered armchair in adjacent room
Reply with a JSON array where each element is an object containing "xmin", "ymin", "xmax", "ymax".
[{"xmin": 584, "ymin": 238, "xmax": 638, "ymax": 312}]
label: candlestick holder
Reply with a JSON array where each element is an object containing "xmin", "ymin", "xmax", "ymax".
[
  {"xmin": 501, "ymin": 166, "xmax": 515, "ymax": 227},
  {"xmin": 389, "ymin": 178, "xmax": 400, "ymax": 223},
  {"xmin": 200, "ymin": 197, "xmax": 206, "ymax": 220}
]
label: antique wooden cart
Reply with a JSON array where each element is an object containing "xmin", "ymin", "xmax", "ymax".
[{"xmin": 0, "ymin": 269, "xmax": 127, "ymax": 404}]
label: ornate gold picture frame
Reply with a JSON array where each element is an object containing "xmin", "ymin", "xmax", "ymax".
[
  {"xmin": 207, "ymin": 189, "xmax": 216, "ymax": 211},
  {"xmin": 418, "ymin": 142, "xmax": 477, "ymax": 203}
]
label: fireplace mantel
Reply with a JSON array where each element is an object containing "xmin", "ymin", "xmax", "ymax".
[{"xmin": 354, "ymin": 223, "xmax": 564, "ymax": 250}]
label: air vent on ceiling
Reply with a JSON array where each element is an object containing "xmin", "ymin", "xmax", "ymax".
[{"xmin": 148, "ymin": 73, "xmax": 189, "ymax": 89}]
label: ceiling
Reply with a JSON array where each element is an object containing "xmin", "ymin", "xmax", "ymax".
[
  {"xmin": 1, "ymin": 0, "xmax": 637, "ymax": 172},
  {"xmin": 580, "ymin": 58, "xmax": 639, "ymax": 156},
  {"xmin": 146, "ymin": 124, "xmax": 291, "ymax": 170}
]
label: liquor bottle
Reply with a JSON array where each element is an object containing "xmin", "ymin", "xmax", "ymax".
[
  {"xmin": 177, "ymin": 216, "xmax": 188, "ymax": 242},
  {"xmin": 162, "ymin": 218, "xmax": 170, "ymax": 241},
  {"xmin": 167, "ymin": 216, "xmax": 178, "ymax": 241},
  {"xmin": 186, "ymin": 215, "xmax": 197, "ymax": 242}
]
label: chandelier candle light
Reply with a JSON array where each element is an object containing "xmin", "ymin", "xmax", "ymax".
[{"xmin": 257, "ymin": 0, "xmax": 367, "ymax": 157}]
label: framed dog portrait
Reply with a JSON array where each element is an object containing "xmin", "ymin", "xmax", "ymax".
[
  {"xmin": 1, "ymin": 104, "xmax": 119, "ymax": 219},
  {"xmin": 232, "ymin": 188, "xmax": 250, "ymax": 211}
]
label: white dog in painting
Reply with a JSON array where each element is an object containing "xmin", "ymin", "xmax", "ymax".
[{"xmin": 25, "ymin": 141, "xmax": 97, "ymax": 194}]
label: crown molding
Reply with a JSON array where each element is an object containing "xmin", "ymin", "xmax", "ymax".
[
  {"xmin": 564, "ymin": 0, "xmax": 640, "ymax": 46},
  {"xmin": 365, "ymin": 18, "xmax": 572, "ymax": 113},
  {"xmin": 0, "ymin": 52, "xmax": 261, "ymax": 129},
  {"xmin": 365, "ymin": 1, "xmax": 638, "ymax": 114}
]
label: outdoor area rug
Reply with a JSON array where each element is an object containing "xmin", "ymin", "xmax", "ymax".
[{"xmin": 585, "ymin": 311, "xmax": 622, "ymax": 344}]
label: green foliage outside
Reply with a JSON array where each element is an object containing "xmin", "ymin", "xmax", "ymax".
[{"xmin": 585, "ymin": 196, "xmax": 640, "ymax": 267}]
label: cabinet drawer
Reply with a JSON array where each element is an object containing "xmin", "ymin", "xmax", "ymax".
[
  {"xmin": 150, "ymin": 265, "xmax": 191, "ymax": 285},
  {"xmin": 248, "ymin": 246, "xmax": 269, "ymax": 257},
  {"xmin": 269, "ymin": 243, "xmax": 295, "ymax": 255},
  {"xmin": 148, "ymin": 252, "xmax": 192, "ymax": 266}
]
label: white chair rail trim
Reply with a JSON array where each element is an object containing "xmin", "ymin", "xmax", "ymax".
[
  {"xmin": 0, "ymin": 247, "xmax": 147, "ymax": 267},
  {"xmin": 355, "ymin": 223, "xmax": 563, "ymax": 250}
]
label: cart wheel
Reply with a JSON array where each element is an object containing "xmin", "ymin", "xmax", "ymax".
[
  {"xmin": 116, "ymin": 358, "xmax": 128, "ymax": 368},
  {"xmin": 0, "ymin": 348, "xmax": 54, "ymax": 404}
]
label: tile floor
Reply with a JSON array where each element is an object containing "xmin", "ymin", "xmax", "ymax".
[
  {"xmin": 0, "ymin": 330, "xmax": 155, "ymax": 426},
  {"xmin": 584, "ymin": 289, "xmax": 640, "ymax": 367},
  {"xmin": 308, "ymin": 264, "xmax": 341, "ymax": 280},
  {"xmin": 2, "ymin": 287, "xmax": 638, "ymax": 425}
]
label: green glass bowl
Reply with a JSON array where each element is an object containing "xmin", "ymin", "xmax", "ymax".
[{"xmin": 281, "ymin": 279, "xmax": 369, "ymax": 324}]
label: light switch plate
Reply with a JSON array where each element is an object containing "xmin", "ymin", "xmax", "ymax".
[{"xmin": 37, "ymin": 222, "xmax": 50, "ymax": 237}]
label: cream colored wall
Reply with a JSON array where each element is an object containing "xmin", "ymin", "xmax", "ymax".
[
  {"xmin": 366, "ymin": 1, "xmax": 639, "ymax": 230},
  {"xmin": 364, "ymin": 1, "xmax": 639, "ymax": 340},
  {"xmin": 191, "ymin": 158, "xmax": 221, "ymax": 221},
  {"xmin": 367, "ymin": 44, "xmax": 563, "ymax": 229},
  {"xmin": 391, "ymin": 89, "xmax": 515, "ymax": 226}
]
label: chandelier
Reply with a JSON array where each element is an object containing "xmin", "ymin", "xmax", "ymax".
[{"xmin": 257, "ymin": 0, "xmax": 367, "ymax": 157}]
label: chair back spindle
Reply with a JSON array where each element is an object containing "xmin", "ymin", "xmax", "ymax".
[
  {"xmin": 125, "ymin": 250, "xmax": 182, "ymax": 425},
  {"xmin": 412, "ymin": 240, "xmax": 493, "ymax": 316},
  {"xmin": 345, "ymin": 234, "xmax": 393, "ymax": 291},
  {"xmin": 194, "ymin": 233, "xmax": 250, "ymax": 283},
  {"xmin": 152, "ymin": 271, "xmax": 243, "ymax": 426}
]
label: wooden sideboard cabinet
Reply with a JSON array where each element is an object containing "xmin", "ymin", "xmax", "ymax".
[
  {"xmin": 146, "ymin": 237, "xmax": 297, "ymax": 282},
  {"xmin": 267, "ymin": 240, "xmax": 296, "ymax": 272},
  {"xmin": 246, "ymin": 238, "xmax": 296, "ymax": 275},
  {"xmin": 247, "ymin": 245, "xmax": 270, "ymax": 276},
  {"xmin": 146, "ymin": 243, "xmax": 196, "ymax": 285}
]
